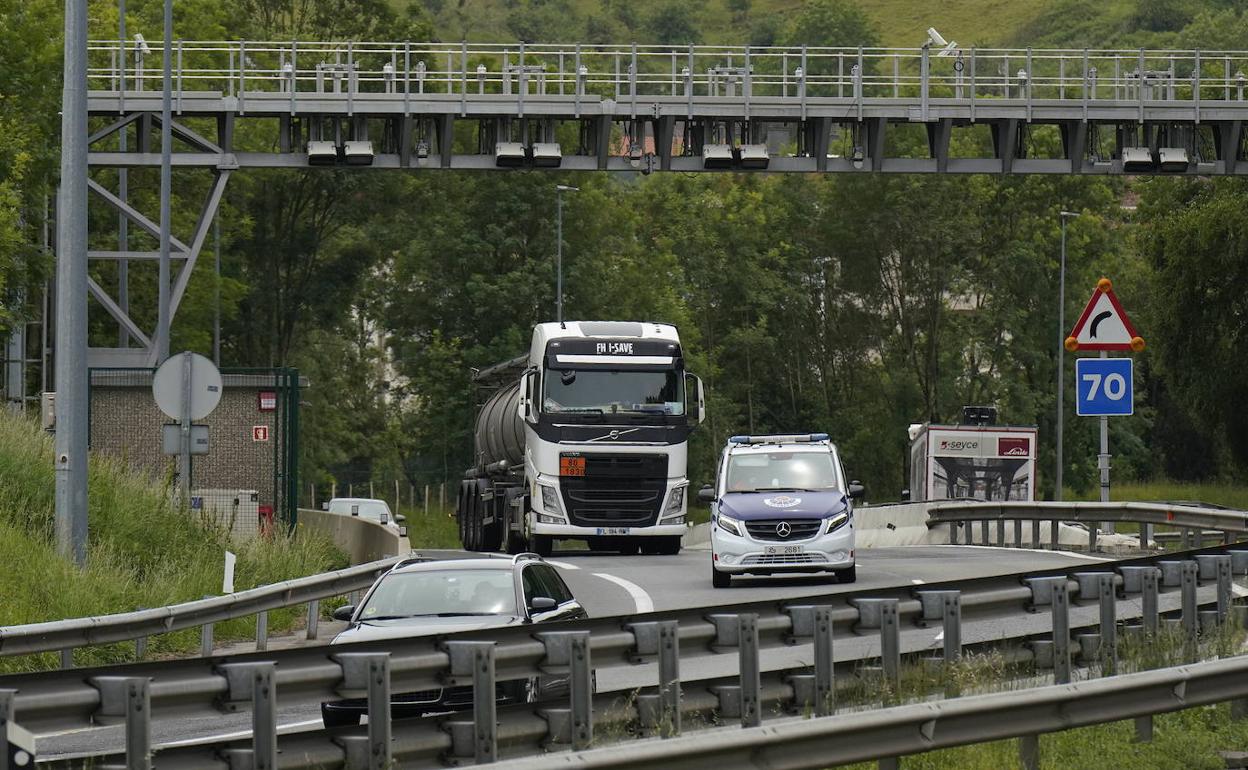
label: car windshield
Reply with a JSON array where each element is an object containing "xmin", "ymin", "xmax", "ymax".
[
  {"xmin": 328, "ymin": 500, "xmax": 390, "ymax": 519},
  {"xmin": 725, "ymin": 451, "xmax": 840, "ymax": 493},
  {"xmin": 358, "ymin": 569, "xmax": 517, "ymax": 619},
  {"xmin": 543, "ymin": 369, "xmax": 685, "ymax": 415}
]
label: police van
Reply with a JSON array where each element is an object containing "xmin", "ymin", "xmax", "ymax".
[{"xmin": 699, "ymin": 433, "xmax": 862, "ymax": 588}]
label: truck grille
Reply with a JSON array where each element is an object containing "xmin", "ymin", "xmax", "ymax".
[
  {"xmin": 744, "ymin": 519, "xmax": 823, "ymax": 541},
  {"xmin": 560, "ymin": 454, "xmax": 668, "ymax": 528}
]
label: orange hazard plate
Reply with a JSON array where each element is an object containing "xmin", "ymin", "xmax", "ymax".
[{"xmin": 560, "ymin": 456, "xmax": 586, "ymax": 477}]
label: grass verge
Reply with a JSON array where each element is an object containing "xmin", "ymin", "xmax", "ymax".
[{"xmin": 0, "ymin": 410, "xmax": 347, "ymax": 673}]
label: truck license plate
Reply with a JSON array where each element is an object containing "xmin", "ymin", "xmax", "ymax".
[
  {"xmin": 595, "ymin": 527, "xmax": 631, "ymax": 536},
  {"xmin": 764, "ymin": 545, "xmax": 803, "ymax": 555}
]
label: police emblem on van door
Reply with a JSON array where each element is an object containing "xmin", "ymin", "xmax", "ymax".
[{"xmin": 764, "ymin": 496, "xmax": 801, "ymax": 508}]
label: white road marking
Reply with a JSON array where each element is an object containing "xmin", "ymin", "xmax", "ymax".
[
  {"xmin": 545, "ymin": 560, "xmax": 580, "ymax": 571},
  {"xmin": 592, "ymin": 572, "xmax": 655, "ymax": 614},
  {"xmin": 911, "ymin": 578, "xmax": 926, "ymax": 585},
  {"xmin": 1233, "ymin": 584, "xmax": 1248, "ymax": 598},
  {"xmin": 946, "ymin": 544, "xmax": 1116, "ymax": 562}
]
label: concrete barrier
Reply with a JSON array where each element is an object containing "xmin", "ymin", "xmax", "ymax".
[{"xmin": 297, "ymin": 508, "xmax": 402, "ymax": 564}]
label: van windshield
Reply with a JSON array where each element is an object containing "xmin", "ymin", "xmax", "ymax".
[{"xmin": 725, "ymin": 452, "xmax": 840, "ymax": 493}]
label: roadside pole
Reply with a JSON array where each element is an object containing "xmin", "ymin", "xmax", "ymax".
[
  {"xmin": 55, "ymin": 0, "xmax": 90, "ymax": 566},
  {"xmin": 1098, "ymin": 350, "xmax": 1110, "ymax": 507}
]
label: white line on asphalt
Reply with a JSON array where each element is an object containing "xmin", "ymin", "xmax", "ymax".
[
  {"xmin": 911, "ymin": 578, "xmax": 926, "ymax": 585},
  {"xmin": 1234, "ymin": 585, "xmax": 1248, "ymax": 598},
  {"xmin": 592, "ymin": 572, "xmax": 655, "ymax": 614},
  {"xmin": 545, "ymin": 560, "xmax": 580, "ymax": 571}
]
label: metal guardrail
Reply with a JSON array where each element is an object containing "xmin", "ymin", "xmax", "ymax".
[
  {"xmin": 490, "ymin": 652, "xmax": 1248, "ymax": 770},
  {"xmin": 5, "ymin": 503, "xmax": 1248, "ymax": 769},
  {"xmin": 83, "ymin": 40, "xmax": 1248, "ymax": 109},
  {"xmin": 0, "ymin": 555, "xmax": 402, "ymax": 661}
]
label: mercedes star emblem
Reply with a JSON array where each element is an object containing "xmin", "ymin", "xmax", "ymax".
[{"xmin": 776, "ymin": 521, "xmax": 792, "ymax": 538}]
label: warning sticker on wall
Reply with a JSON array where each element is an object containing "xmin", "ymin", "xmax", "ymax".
[{"xmin": 252, "ymin": 425, "xmax": 270, "ymax": 442}]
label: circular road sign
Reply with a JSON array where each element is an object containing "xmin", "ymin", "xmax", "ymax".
[{"xmin": 152, "ymin": 351, "xmax": 223, "ymax": 421}]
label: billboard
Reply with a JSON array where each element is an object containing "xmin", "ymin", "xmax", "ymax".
[{"xmin": 910, "ymin": 426, "xmax": 1038, "ymax": 502}]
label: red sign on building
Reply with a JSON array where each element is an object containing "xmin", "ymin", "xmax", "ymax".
[
  {"xmin": 252, "ymin": 425, "xmax": 270, "ymax": 442},
  {"xmin": 998, "ymin": 437, "xmax": 1030, "ymax": 457},
  {"xmin": 257, "ymin": 390, "xmax": 277, "ymax": 412}
]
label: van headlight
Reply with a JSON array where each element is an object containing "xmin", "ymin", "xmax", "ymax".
[
  {"xmin": 661, "ymin": 484, "xmax": 687, "ymax": 523},
  {"xmin": 824, "ymin": 511, "xmax": 849, "ymax": 534},
  {"xmin": 717, "ymin": 514, "xmax": 743, "ymax": 537}
]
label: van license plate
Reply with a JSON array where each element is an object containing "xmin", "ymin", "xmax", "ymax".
[
  {"xmin": 764, "ymin": 545, "xmax": 803, "ymax": 555},
  {"xmin": 595, "ymin": 527, "xmax": 631, "ymax": 536}
]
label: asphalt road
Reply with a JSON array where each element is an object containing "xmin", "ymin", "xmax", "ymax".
[{"xmin": 36, "ymin": 543, "xmax": 1121, "ymax": 759}]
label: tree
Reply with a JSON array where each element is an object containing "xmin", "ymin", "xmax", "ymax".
[
  {"xmin": 644, "ymin": 1, "xmax": 702, "ymax": 45},
  {"xmin": 783, "ymin": 0, "xmax": 879, "ymax": 48}
]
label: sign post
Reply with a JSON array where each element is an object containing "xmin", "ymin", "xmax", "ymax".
[
  {"xmin": 153, "ymin": 352, "xmax": 223, "ymax": 508},
  {"xmin": 1066, "ymin": 278, "xmax": 1144, "ymax": 538}
]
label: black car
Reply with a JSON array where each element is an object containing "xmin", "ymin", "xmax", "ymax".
[{"xmin": 321, "ymin": 552, "xmax": 585, "ymax": 727}]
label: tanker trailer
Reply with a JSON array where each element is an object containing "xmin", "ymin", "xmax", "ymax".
[{"xmin": 457, "ymin": 321, "xmax": 705, "ymax": 556}]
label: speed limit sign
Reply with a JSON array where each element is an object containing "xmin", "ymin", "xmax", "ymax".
[{"xmin": 1075, "ymin": 358, "xmax": 1133, "ymax": 416}]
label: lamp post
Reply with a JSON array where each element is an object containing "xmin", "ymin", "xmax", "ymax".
[
  {"xmin": 1055, "ymin": 210, "xmax": 1080, "ymax": 501},
  {"xmin": 555, "ymin": 184, "xmax": 579, "ymax": 324}
]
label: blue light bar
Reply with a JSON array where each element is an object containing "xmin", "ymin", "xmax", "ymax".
[{"xmin": 729, "ymin": 433, "xmax": 829, "ymax": 445}]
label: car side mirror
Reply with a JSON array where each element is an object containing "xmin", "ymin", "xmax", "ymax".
[
  {"xmin": 395, "ymin": 514, "xmax": 406, "ymax": 523},
  {"xmin": 696, "ymin": 485, "xmax": 716, "ymax": 504},
  {"xmin": 321, "ymin": 502, "xmax": 329, "ymax": 510},
  {"xmin": 900, "ymin": 488, "xmax": 911, "ymax": 502},
  {"xmin": 332, "ymin": 604, "xmax": 355, "ymax": 622},
  {"xmin": 529, "ymin": 596, "xmax": 557, "ymax": 612},
  {"xmin": 399, "ymin": 526, "xmax": 408, "ymax": 538},
  {"xmin": 849, "ymin": 481, "xmax": 866, "ymax": 500}
]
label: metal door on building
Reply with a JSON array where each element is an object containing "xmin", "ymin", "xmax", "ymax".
[{"xmin": 88, "ymin": 366, "xmax": 302, "ymax": 539}]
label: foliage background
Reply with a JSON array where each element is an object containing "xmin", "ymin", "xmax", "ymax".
[{"xmin": 2, "ymin": 0, "xmax": 1245, "ymax": 505}]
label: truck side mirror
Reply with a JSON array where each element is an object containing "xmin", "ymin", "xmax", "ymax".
[
  {"xmin": 696, "ymin": 485, "xmax": 716, "ymax": 503},
  {"xmin": 848, "ymin": 481, "xmax": 866, "ymax": 500},
  {"xmin": 321, "ymin": 502, "xmax": 329, "ymax": 510},
  {"xmin": 685, "ymin": 374, "xmax": 706, "ymax": 425},
  {"xmin": 900, "ymin": 488, "xmax": 911, "ymax": 502},
  {"xmin": 519, "ymin": 370, "xmax": 539, "ymax": 424}
]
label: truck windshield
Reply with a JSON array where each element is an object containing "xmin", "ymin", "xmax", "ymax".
[
  {"xmin": 543, "ymin": 369, "xmax": 685, "ymax": 416},
  {"xmin": 725, "ymin": 452, "xmax": 840, "ymax": 493}
]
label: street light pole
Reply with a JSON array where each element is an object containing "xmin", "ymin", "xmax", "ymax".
[
  {"xmin": 555, "ymin": 184, "xmax": 578, "ymax": 325},
  {"xmin": 1055, "ymin": 210, "xmax": 1079, "ymax": 502}
]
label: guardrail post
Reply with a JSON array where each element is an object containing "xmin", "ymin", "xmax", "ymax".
[
  {"xmin": 1032, "ymin": 520, "xmax": 1040, "ymax": 547},
  {"xmin": 1135, "ymin": 713, "xmax": 1154, "ymax": 742},
  {"xmin": 708, "ymin": 613, "xmax": 760, "ymax": 725},
  {"xmin": 996, "ymin": 519, "xmax": 1005, "ymax": 547},
  {"xmin": 444, "ymin": 641, "xmax": 497, "ymax": 762},
  {"xmin": 306, "ymin": 599, "xmax": 320, "ymax": 640},
  {"xmin": 217, "ymin": 662, "xmax": 278, "ymax": 770},
  {"xmin": 1141, "ymin": 521, "xmax": 1152, "ymax": 549},
  {"xmin": 1075, "ymin": 572, "xmax": 1117, "ymax": 670},
  {"xmin": 1051, "ymin": 519, "xmax": 1060, "ymax": 550},
  {"xmin": 1122, "ymin": 565, "xmax": 1161, "ymax": 635},
  {"xmin": 980, "ymin": 519, "xmax": 990, "ymax": 546},
  {"xmin": 1014, "ymin": 519, "xmax": 1022, "ymax": 547},
  {"xmin": 783, "ymin": 605, "xmax": 837, "ymax": 716},
  {"xmin": 630, "ymin": 620, "xmax": 681, "ymax": 736},
  {"xmin": 1181, "ymin": 560, "xmax": 1199, "ymax": 654},
  {"xmin": 1197, "ymin": 554, "xmax": 1233, "ymax": 624},
  {"xmin": 534, "ymin": 630, "xmax": 594, "ymax": 749},
  {"xmin": 739, "ymin": 614, "xmax": 760, "ymax": 727},
  {"xmin": 854, "ymin": 598, "xmax": 901, "ymax": 692},
  {"xmin": 333, "ymin": 652, "xmax": 391, "ymax": 769},
  {"xmin": 60, "ymin": 648, "xmax": 73, "ymax": 669},
  {"xmin": 90, "ymin": 677, "xmax": 152, "ymax": 770},
  {"xmin": 949, "ymin": 521, "xmax": 959, "ymax": 545},
  {"xmin": 255, "ymin": 610, "xmax": 268, "ymax": 652},
  {"xmin": 1026, "ymin": 576, "xmax": 1070, "ymax": 683},
  {"xmin": 0, "ymin": 689, "xmax": 15, "ymax": 770},
  {"xmin": 1019, "ymin": 733, "xmax": 1040, "ymax": 770}
]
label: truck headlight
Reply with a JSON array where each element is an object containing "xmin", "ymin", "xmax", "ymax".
[
  {"xmin": 539, "ymin": 484, "xmax": 562, "ymax": 515},
  {"xmin": 661, "ymin": 484, "xmax": 687, "ymax": 522},
  {"xmin": 824, "ymin": 511, "xmax": 849, "ymax": 534},
  {"xmin": 717, "ymin": 514, "xmax": 743, "ymax": 538}
]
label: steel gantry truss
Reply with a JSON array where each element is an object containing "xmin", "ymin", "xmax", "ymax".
[{"xmin": 78, "ymin": 40, "xmax": 1248, "ymax": 364}]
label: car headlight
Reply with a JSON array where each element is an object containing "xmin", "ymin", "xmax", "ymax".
[
  {"xmin": 717, "ymin": 514, "xmax": 743, "ymax": 537},
  {"xmin": 824, "ymin": 511, "xmax": 849, "ymax": 534},
  {"xmin": 539, "ymin": 484, "xmax": 563, "ymax": 517},
  {"xmin": 662, "ymin": 484, "xmax": 687, "ymax": 521}
]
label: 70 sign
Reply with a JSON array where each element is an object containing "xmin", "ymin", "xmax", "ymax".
[{"xmin": 1075, "ymin": 358, "xmax": 1134, "ymax": 417}]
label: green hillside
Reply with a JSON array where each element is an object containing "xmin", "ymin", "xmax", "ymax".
[
  {"xmin": 405, "ymin": 0, "xmax": 1140, "ymax": 48},
  {"xmin": 0, "ymin": 411, "xmax": 347, "ymax": 672}
]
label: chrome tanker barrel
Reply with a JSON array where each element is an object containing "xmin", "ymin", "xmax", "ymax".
[{"xmin": 474, "ymin": 382, "xmax": 525, "ymax": 472}]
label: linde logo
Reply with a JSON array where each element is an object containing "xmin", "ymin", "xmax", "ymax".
[
  {"xmin": 596, "ymin": 342, "xmax": 634, "ymax": 355},
  {"xmin": 998, "ymin": 437, "xmax": 1031, "ymax": 456}
]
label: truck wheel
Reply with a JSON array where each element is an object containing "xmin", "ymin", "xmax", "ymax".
[
  {"xmin": 712, "ymin": 568, "xmax": 732, "ymax": 588},
  {"xmin": 505, "ymin": 530, "xmax": 527, "ymax": 555},
  {"xmin": 465, "ymin": 491, "xmax": 482, "ymax": 551},
  {"xmin": 617, "ymin": 540, "xmax": 641, "ymax": 556},
  {"xmin": 530, "ymin": 534, "xmax": 554, "ymax": 557}
]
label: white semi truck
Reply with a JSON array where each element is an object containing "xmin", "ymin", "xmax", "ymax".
[{"xmin": 457, "ymin": 321, "xmax": 705, "ymax": 556}]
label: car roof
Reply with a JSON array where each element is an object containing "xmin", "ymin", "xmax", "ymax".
[
  {"xmin": 726, "ymin": 441, "xmax": 838, "ymax": 455},
  {"xmin": 387, "ymin": 552, "xmax": 543, "ymax": 575},
  {"xmin": 328, "ymin": 497, "xmax": 388, "ymax": 504}
]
